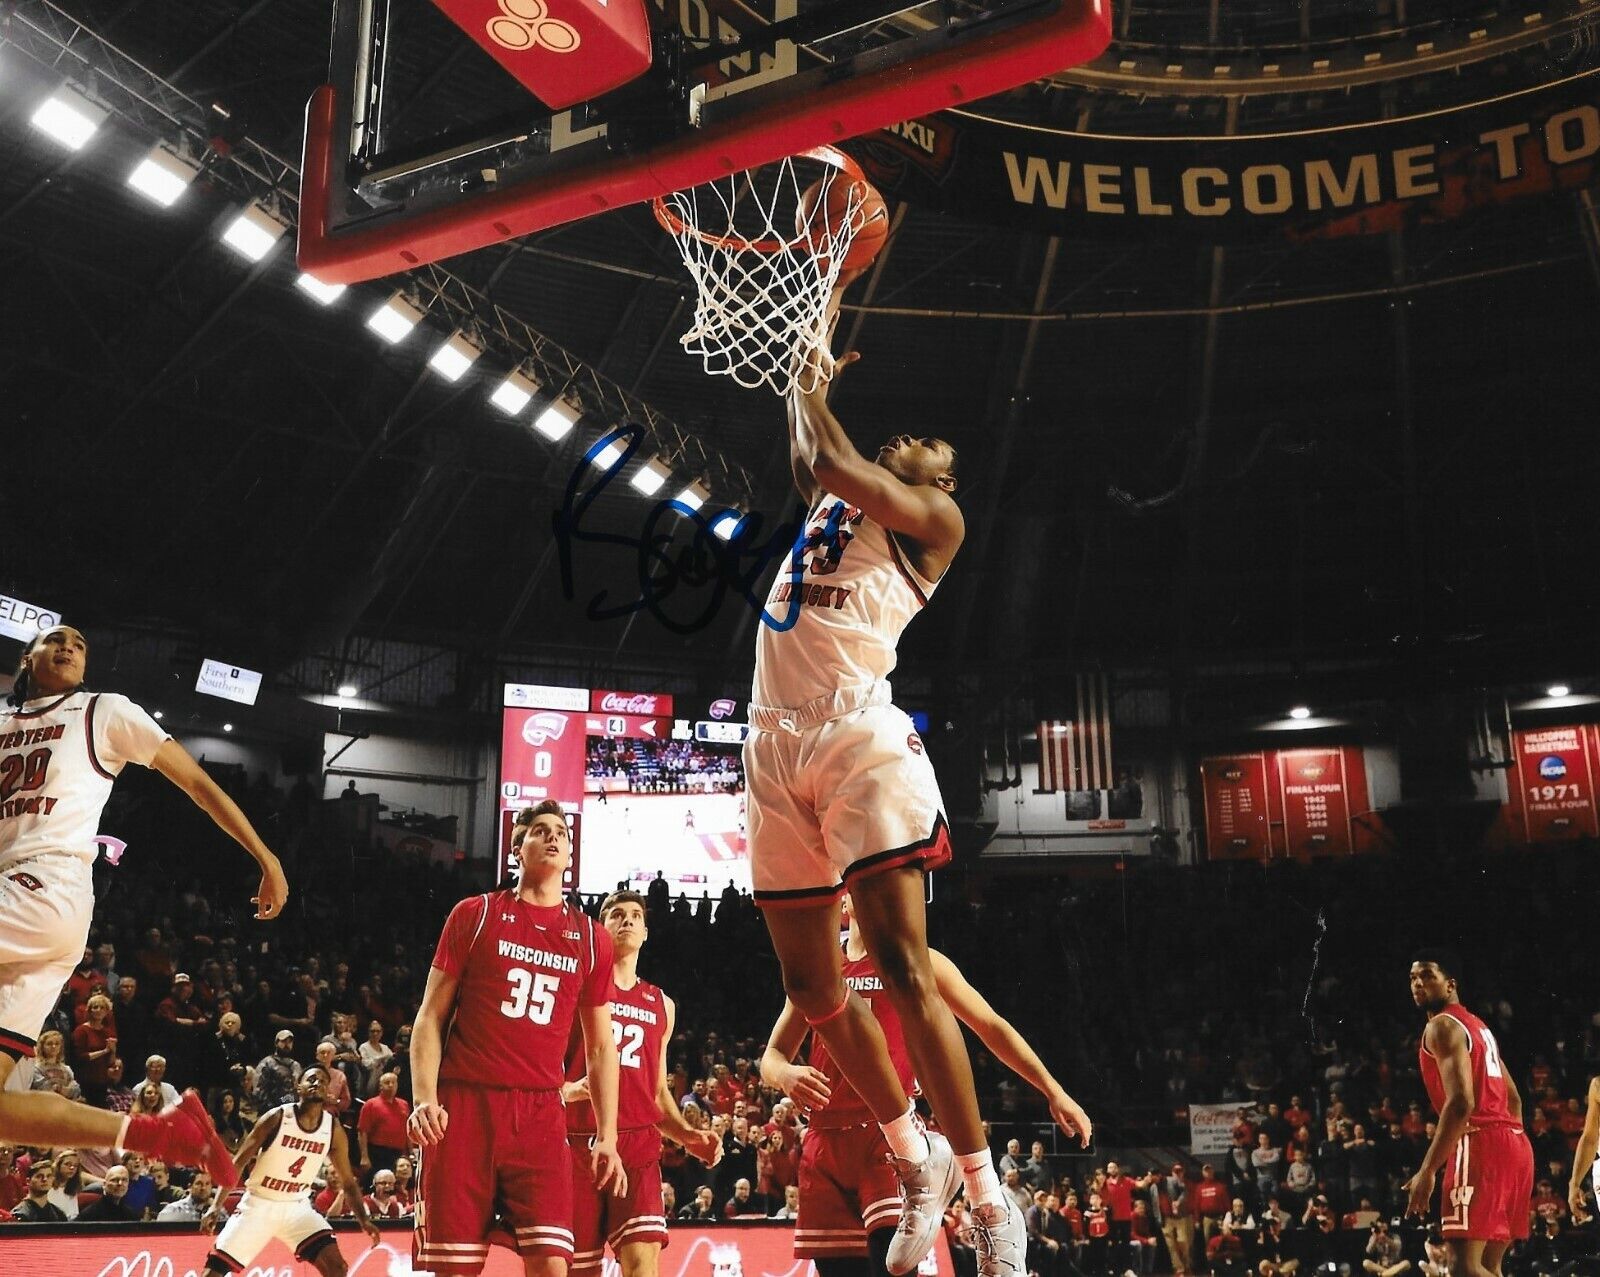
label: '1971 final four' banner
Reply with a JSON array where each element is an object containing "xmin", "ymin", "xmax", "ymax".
[{"xmin": 846, "ymin": 67, "xmax": 1600, "ymax": 242}]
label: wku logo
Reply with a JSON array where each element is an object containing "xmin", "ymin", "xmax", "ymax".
[
  {"xmin": 709, "ymin": 698, "xmax": 737, "ymax": 720},
  {"xmin": 486, "ymin": 0, "xmax": 581, "ymax": 52},
  {"xmin": 522, "ymin": 712, "xmax": 570, "ymax": 747}
]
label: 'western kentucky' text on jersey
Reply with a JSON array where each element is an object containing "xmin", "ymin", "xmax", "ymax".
[
  {"xmin": 1418, "ymin": 1004, "xmax": 1518, "ymax": 1127},
  {"xmin": 565, "ymin": 976, "xmax": 668, "ymax": 1137},
  {"xmin": 753, "ymin": 494, "xmax": 941, "ymax": 711},
  {"xmin": 808, "ymin": 948, "xmax": 916, "ymax": 1130},
  {"xmin": 0, "ymin": 691, "xmax": 168, "ymax": 873},
  {"xmin": 247, "ymin": 1104, "xmax": 334, "ymax": 1201},
  {"xmin": 433, "ymin": 893, "xmax": 613, "ymax": 1092}
]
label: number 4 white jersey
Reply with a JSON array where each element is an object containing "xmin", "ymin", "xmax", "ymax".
[
  {"xmin": 0, "ymin": 691, "xmax": 168, "ymax": 874},
  {"xmin": 248, "ymin": 1104, "xmax": 335, "ymax": 1201},
  {"xmin": 753, "ymin": 494, "xmax": 941, "ymax": 712}
]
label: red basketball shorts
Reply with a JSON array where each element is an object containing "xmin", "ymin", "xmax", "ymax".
[
  {"xmin": 569, "ymin": 1127, "xmax": 668, "ymax": 1274},
  {"xmin": 1438, "ymin": 1124, "xmax": 1533, "ymax": 1242},
  {"xmin": 795, "ymin": 1123, "xmax": 901, "ymax": 1259},
  {"xmin": 415, "ymin": 1081, "xmax": 573, "ymax": 1276}
]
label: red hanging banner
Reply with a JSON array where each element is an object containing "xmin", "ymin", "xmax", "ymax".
[
  {"xmin": 1510, "ymin": 725, "xmax": 1600, "ymax": 842},
  {"xmin": 1200, "ymin": 753, "xmax": 1272, "ymax": 860},
  {"xmin": 1277, "ymin": 747, "xmax": 1355, "ymax": 858}
]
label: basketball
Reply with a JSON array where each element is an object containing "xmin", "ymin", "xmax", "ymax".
[{"xmin": 796, "ymin": 174, "xmax": 889, "ymax": 273}]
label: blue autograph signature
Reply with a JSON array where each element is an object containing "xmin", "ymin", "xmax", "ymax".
[{"xmin": 551, "ymin": 425, "xmax": 852, "ymax": 636}]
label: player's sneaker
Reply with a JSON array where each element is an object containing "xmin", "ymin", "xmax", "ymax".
[
  {"xmin": 970, "ymin": 1198, "xmax": 1026, "ymax": 1277},
  {"xmin": 885, "ymin": 1129, "xmax": 960, "ymax": 1275},
  {"xmin": 124, "ymin": 1089, "xmax": 240, "ymax": 1188}
]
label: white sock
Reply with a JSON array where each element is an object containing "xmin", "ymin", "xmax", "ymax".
[
  {"xmin": 957, "ymin": 1150, "xmax": 1003, "ymax": 1210},
  {"xmin": 880, "ymin": 1105, "xmax": 931, "ymax": 1163}
]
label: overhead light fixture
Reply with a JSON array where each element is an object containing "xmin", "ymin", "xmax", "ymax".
[
  {"xmin": 222, "ymin": 722, "xmax": 234, "ymax": 732},
  {"xmin": 126, "ymin": 145, "xmax": 199, "ymax": 207},
  {"xmin": 534, "ymin": 396, "xmax": 581, "ymax": 442},
  {"xmin": 675, "ymin": 479, "xmax": 711, "ymax": 513},
  {"xmin": 630, "ymin": 455, "xmax": 673, "ymax": 496},
  {"xmin": 30, "ymin": 84, "xmax": 107, "ymax": 151},
  {"xmin": 1547, "ymin": 684, "xmax": 1571, "ymax": 698},
  {"xmin": 295, "ymin": 273, "xmax": 346, "ymax": 305},
  {"xmin": 711, "ymin": 509, "xmax": 744, "ymax": 541},
  {"xmin": 1288, "ymin": 705, "xmax": 1312, "ymax": 720},
  {"xmin": 152, "ymin": 710, "xmax": 164, "ymax": 721},
  {"xmin": 491, "ymin": 369, "xmax": 540, "ymax": 415},
  {"xmin": 366, "ymin": 292, "xmax": 424, "ymax": 344},
  {"xmin": 588, "ymin": 431, "xmax": 627, "ymax": 472},
  {"xmin": 428, "ymin": 332, "xmax": 481, "ymax": 381},
  {"xmin": 220, "ymin": 204, "xmax": 287, "ymax": 262},
  {"xmin": 337, "ymin": 683, "xmax": 358, "ymax": 699}
]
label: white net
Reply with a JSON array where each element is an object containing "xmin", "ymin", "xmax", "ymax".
[{"xmin": 655, "ymin": 154, "xmax": 868, "ymax": 398}]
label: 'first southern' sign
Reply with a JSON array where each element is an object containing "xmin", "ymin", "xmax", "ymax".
[
  {"xmin": 0, "ymin": 594, "xmax": 61, "ymax": 644},
  {"xmin": 196, "ymin": 658, "xmax": 263, "ymax": 706}
]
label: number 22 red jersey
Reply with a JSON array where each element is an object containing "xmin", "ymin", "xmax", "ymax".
[
  {"xmin": 1418, "ymin": 1003, "xmax": 1518, "ymax": 1127},
  {"xmin": 808, "ymin": 948, "xmax": 917, "ymax": 1131},
  {"xmin": 433, "ymin": 892, "xmax": 613, "ymax": 1092},
  {"xmin": 565, "ymin": 976, "xmax": 669, "ymax": 1136}
]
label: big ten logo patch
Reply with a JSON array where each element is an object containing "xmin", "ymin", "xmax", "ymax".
[{"xmin": 486, "ymin": 0, "xmax": 581, "ymax": 53}]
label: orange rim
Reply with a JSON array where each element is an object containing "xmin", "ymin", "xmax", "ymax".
[{"xmin": 651, "ymin": 146, "xmax": 869, "ymax": 254}]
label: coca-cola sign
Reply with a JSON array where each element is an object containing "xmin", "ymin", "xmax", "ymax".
[{"xmin": 590, "ymin": 688, "xmax": 673, "ymax": 716}]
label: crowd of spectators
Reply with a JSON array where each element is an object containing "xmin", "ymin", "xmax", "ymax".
[
  {"xmin": 586, "ymin": 737, "xmax": 743, "ymax": 795},
  {"xmin": 5, "ymin": 753, "xmax": 1600, "ymax": 1277}
]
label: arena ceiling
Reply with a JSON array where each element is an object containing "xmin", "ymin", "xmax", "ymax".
[{"xmin": 3, "ymin": 0, "xmax": 1599, "ymax": 711}]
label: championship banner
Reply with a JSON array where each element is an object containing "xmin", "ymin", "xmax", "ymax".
[
  {"xmin": 1200, "ymin": 754, "xmax": 1271, "ymax": 860},
  {"xmin": 1190, "ymin": 1101, "xmax": 1261, "ymax": 1156},
  {"xmin": 1277, "ymin": 748, "xmax": 1355, "ymax": 857},
  {"xmin": 1510, "ymin": 725, "xmax": 1600, "ymax": 842},
  {"xmin": 848, "ymin": 68, "xmax": 1600, "ymax": 242}
]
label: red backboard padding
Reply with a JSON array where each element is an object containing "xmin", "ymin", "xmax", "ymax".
[
  {"xmin": 430, "ymin": 0, "xmax": 653, "ymax": 110},
  {"xmin": 298, "ymin": 0, "xmax": 1113, "ymax": 283}
]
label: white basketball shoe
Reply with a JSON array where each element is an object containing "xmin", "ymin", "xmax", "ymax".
[{"xmin": 885, "ymin": 1129, "xmax": 960, "ymax": 1274}]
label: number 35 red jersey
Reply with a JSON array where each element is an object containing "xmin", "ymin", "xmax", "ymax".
[
  {"xmin": 1418, "ymin": 1004, "xmax": 1517, "ymax": 1127},
  {"xmin": 434, "ymin": 892, "xmax": 614, "ymax": 1091}
]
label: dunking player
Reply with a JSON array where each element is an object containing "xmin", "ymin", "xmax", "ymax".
[
  {"xmin": 408, "ymin": 801, "xmax": 624, "ymax": 1276},
  {"xmin": 560, "ymin": 890, "xmax": 724, "ymax": 1277},
  {"xmin": 1567, "ymin": 1074, "xmax": 1600, "ymax": 1219},
  {"xmin": 743, "ymin": 281, "xmax": 1024, "ymax": 1277},
  {"xmin": 1403, "ymin": 950, "xmax": 1534, "ymax": 1277},
  {"xmin": 761, "ymin": 895, "xmax": 1092, "ymax": 1276},
  {"xmin": 0, "ymin": 624, "xmax": 287, "ymax": 1182},
  {"xmin": 200, "ymin": 1065, "xmax": 379, "ymax": 1276}
]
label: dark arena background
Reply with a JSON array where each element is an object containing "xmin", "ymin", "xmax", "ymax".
[{"xmin": 2, "ymin": 0, "xmax": 1600, "ymax": 1272}]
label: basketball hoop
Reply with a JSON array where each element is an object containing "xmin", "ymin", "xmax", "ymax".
[{"xmin": 652, "ymin": 147, "xmax": 872, "ymax": 398}]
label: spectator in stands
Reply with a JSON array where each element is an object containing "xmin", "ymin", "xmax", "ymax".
[
  {"xmin": 724, "ymin": 1177, "xmax": 766, "ymax": 1219},
  {"xmin": 79, "ymin": 1164, "xmax": 140, "ymax": 1222},
  {"xmin": 121, "ymin": 1151, "xmax": 158, "ymax": 1218},
  {"xmin": 1083, "ymin": 1191, "xmax": 1111, "ymax": 1275},
  {"xmin": 48, "ymin": 1150, "xmax": 93, "ymax": 1218},
  {"xmin": 1227, "ymin": 1133, "xmax": 1257, "ymax": 1204},
  {"xmin": 358, "ymin": 1019, "xmax": 393, "ymax": 1098},
  {"xmin": 1027, "ymin": 1191, "xmax": 1066, "ymax": 1277},
  {"xmin": 200, "ymin": 1010, "xmax": 251, "ymax": 1108},
  {"xmin": 0, "ymin": 1145, "xmax": 25, "ymax": 1212},
  {"xmin": 365, "ymin": 1168, "xmax": 406, "ymax": 1219},
  {"xmin": 1282, "ymin": 1147, "xmax": 1316, "ymax": 1212},
  {"xmin": 1026, "ymin": 1139, "xmax": 1054, "ymax": 1193},
  {"xmin": 133, "ymin": 927, "xmax": 175, "ymax": 992},
  {"xmin": 1256, "ymin": 1214, "xmax": 1298, "ymax": 1277},
  {"xmin": 755, "ymin": 1124, "xmax": 797, "ymax": 1201},
  {"xmin": 211, "ymin": 1089, "xmax": 249, "ymax": 1153},
  {"xmin": 1158, "ymin": 1164, "xmax": 1194, "ymax": 1276},
  {"xmin": 142, "ymin": 1054, "xmax": 181, "ymax": 1108},
  {"xmin": 271, "ymin": 969, "xmax": 325, "ymax": 1041},
  {"xmin": 1361, "ymin": 1221, "xmax": 1410, "ymax": 1277},
  {"xmin": 1129, "ymin": 1199, "xmax": 1159, "ymax": 1275},
  {"xmin": 1418, "ymin": 1228, "xmax": 1449, "ymax": 1277},
  {"xmin": 1253, "ymin": 1133, "xmax": 1282, "ymax": 1202},
  {"xmin": 257, "ymin": 1029, "xmax": 303, "ymax": 1108},
  {"xmin": 679, "ymin": 1185, "xmax": 718, "ymax": 1221},
  {"xmin": 1103, "ymin": 1159, "xmax": 1138, "ymax": 1247},
  {"xmin": 717, "ymin": 1116, "xmax": 756, "ymax": 1203},
  {"xmin": 1345, "ymin": 1124, "xmax": 1380, "ymax": 1203},
  {"xmin": 113, "ymin": 976, "xmax": 153, "ymax": 1070},
  {"xmin": 147, "ymin": 1159, "xmax": 182, "ymax": 1209},
  {"xmin": 1003, "ymin": 1166, "xmax": 1035, "ymax": 1216},
  {"xmin": 155, "ymin": 973, "xmax": 212, "ymax": 1081},
  {"xmin": 314, "ymin": 1041, "xmax": 353, "ymax": 1117},
  {"xmin": 393, "ymin": 1156, "xmax": 415, "ymax": 1211},
  {"xmin": 155, "ymin": 1170, "xmax": 213, "ymax": 1222},
  {"xmin": 770, "ymin": 1184, "xmax": 800, "ymax": 1220},
  {"xmin": 1194, "ymin": 1163, "xmax": 1231, "ymax": 1240},
  {"xmin": 357, "ymin": 1070, "xmax": 410, "ymax": 1175},
  {"xmin": 1207, "ymin": 1219, "xmax": 1248, "ymax": 1277},
  {"xmin": 999, "ymin": 1138, "xmax": 1026, "ymax": 1177},
  {"xmin": 100, "ymin": 1056, "xmax": 135, "ymax": 1113},
  {"xmin": 13, "ymin": 1162, "xmax": 67, "ymax": 1222},
  {"xmin": 237, "ymin": 1065, "xmax": 262, "ymax": 1123},
  {"xmin": 31, "ymin": 1028, "xmax": 80, "ymax": 1099},
  {"xmin": 324, "ymin": 1013, "xmax": 364, "ymax": 1096},
  {"xmin": 73, "ymin": 993, "xmax": 119, "ymax": 1104},
  {"xmin": 92, "ymin": 943, "xmax": 120, "ymax": 1007}
]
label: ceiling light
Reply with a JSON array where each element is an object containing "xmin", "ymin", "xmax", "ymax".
[
  {"xmin": 126, "ymin": 145, "xmax": 198, "ymax": 207},
  {"xmin": 337, "ymin": 683, "xmax": 358, "ymax": 699},
  {"xmin": 223, "ymin": 722, "xmax": 234, "ymax": 732},
  {"xmin": 30, "ymin": 85, "xmax": 107, "ymax": 151},
  {"xmin": 220, "ymin": 204, "xmax": 287, "ymax": 262},
  {"xmin": 295, "ymin": 273, "xmax": 346, "ymax": 305},
  {"xmin": 1288, "ymin": 705, "xmax": 1312, "ymax": 720},
  {"xmin": 491, "ymin": 369, "xmax": 540, "ymax": 415},
  {"xmin": 630, "ymin": 455, "xmax": 673, "ymax": 496},
  {"xmin": 366, "ymin": 292, "xmax": 423, "ymax": 344},
  {"xmin": 534, "ymin": 396, "xmax": 581, "ymax": 441},
  {"xmin": 675, "ymin": 479, "xmax": 711, "ymax": 513},
  {"xmin": 152, "ymin": 710, "xmax": 164, "ymax": 721},
  {"xmin": 711, "ymin": 510, "xmax": 743, "ymax": 541},
  {"xmin": 588, "ymin": 431, "xmax": 627, "ymax": 472},
  {"xmin": 428, "ymin": 332, "xmax": 481, "ymax": 381},
  {"xmin": 1547, "ymin": 684, "xmax": 1571, "ymax": 698}
]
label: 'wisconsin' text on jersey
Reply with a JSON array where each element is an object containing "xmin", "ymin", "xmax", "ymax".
[{"xmin": 496, "ymin": 939, "xmax": 580, "ymax": 973}]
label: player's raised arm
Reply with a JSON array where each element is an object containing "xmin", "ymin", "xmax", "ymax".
[
  {"xmin": 928, "ymin": 950, "xmax": 1091, "ymax": 1147},
  {"xmin": 406, "ymin": 963, "xmax": 461, "ymax": 1147},
  {"xmin": 578, "ymin": 999, "xmax": 627, "ymax": 1196},
  {"xmin": 1404, "ymin": 1016, "xmax": 1475, "ymax": 1218},
  {"xmin": 655, "ymin": 996, "xmax": 722, "ymax": 1166},
  {"xmin": 1569, "ymin": 1077, "xmax": 1600, "ymax": 1219},
  {"xmin": 759, "ymin": 1000, "xmax": 832, "ymax": 1113},
  {"xmin": 150, "ymin": 739, "xmax": 288, "ymax": 920},
  {"xmin": 329, "ymin": 1120, "xmax": 382, "ymax": 1246}
]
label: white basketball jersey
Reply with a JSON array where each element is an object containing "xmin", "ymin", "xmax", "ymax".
[
  {"xmin": 753, "ymin": 493, "xmax": 941, "ymax": 710},
  {"xmin": 0, "ymin": 691, "xmax": 168, "ymax": 874},
  {"xmin": 247, "ymin": 1104, "xmax": 334, "ymax": 1201}
]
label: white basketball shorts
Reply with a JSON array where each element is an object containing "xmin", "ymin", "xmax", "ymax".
[
  {"xmin": 0, "ymin": 852, "xmax": 94, "ymax": 1059},
  {"xmin": 212, "ymin": 1193, "xmax": 336, "ymax": 1267},
  {"xmin": 744, "ymin": 682, "xmax": 951, "ymax": 910}
]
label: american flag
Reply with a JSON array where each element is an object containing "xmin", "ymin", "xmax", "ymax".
[{"xmin": 1038, "ymin": 673, "xmax": 1114, "ymax": 791}]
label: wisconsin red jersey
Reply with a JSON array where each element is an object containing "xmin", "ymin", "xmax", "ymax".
[
  {"xmin": 566, "ymin": 977, "xmax": 669, "ymax": 1136},
  {"xmin": 433, "ymin": 892, "xmax": 613, "ymax": 1092},
  {"xmin": 1418, "ymin": 1004, "xmax": 1518, "ymax": 1127},
  {"xmin": 809, "ymin": 949, "xmax": 916, "ymax": 1130}
]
